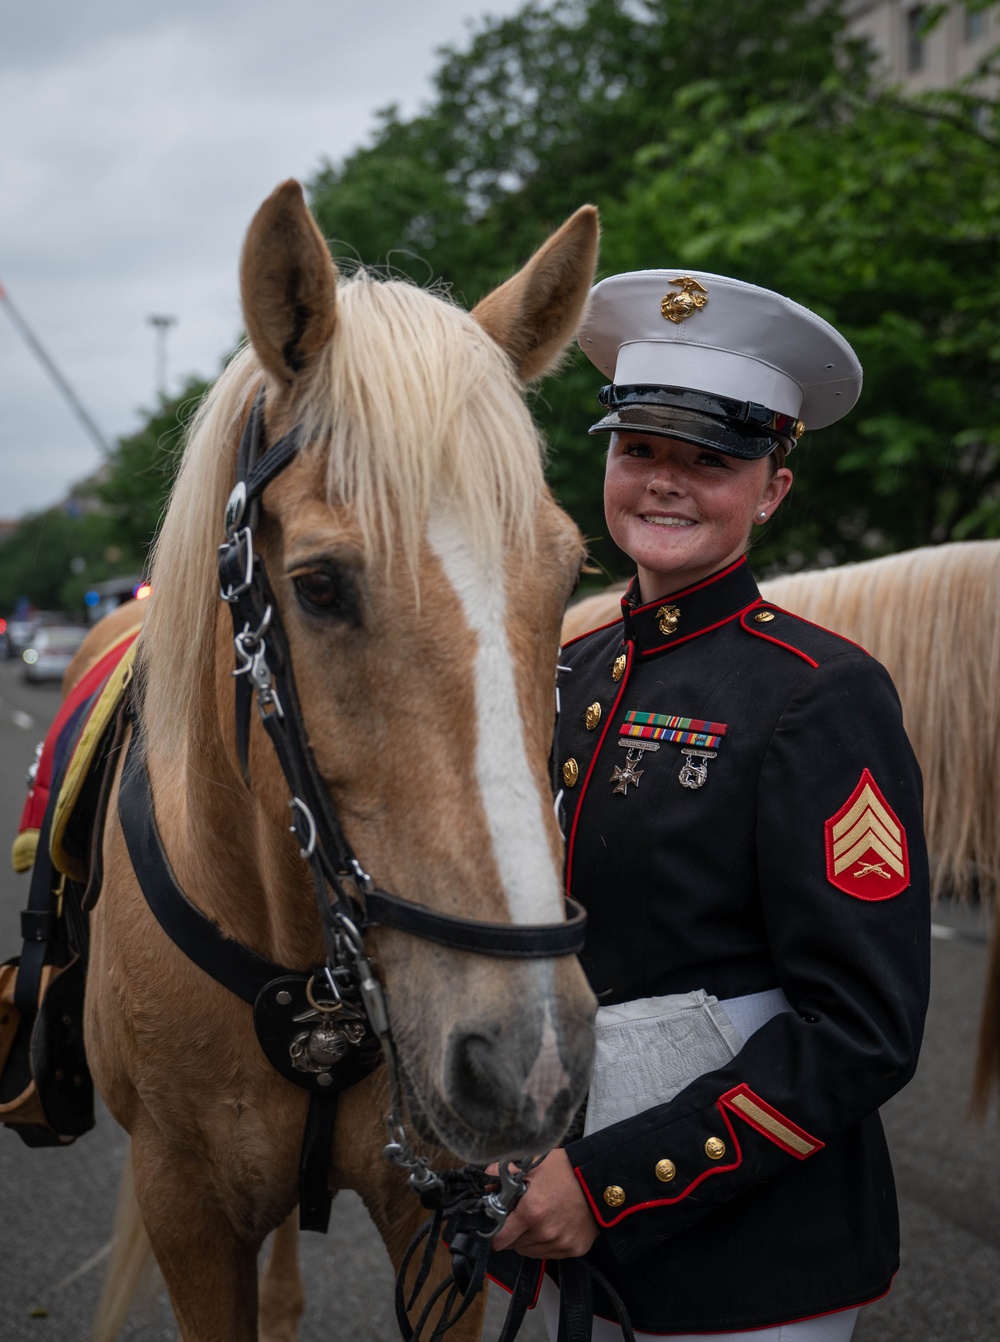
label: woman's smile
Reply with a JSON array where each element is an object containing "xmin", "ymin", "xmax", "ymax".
[{"xmin": 604, "ymin": 431, "xmax": 792, "ymax": 602}]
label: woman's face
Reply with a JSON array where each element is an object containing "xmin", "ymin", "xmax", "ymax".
[{"xmin": 604, "ymin": 432, "xmax": 793, "ymax": 603}]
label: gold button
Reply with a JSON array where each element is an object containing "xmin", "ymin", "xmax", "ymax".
[
  {"xmin": 562, "ymin": 758, "xmax": 579, "ymax": 788},
  {"xmin": 585, "ymin": 702, "xmax": 602, "ymax": 731},
  {"xmin": 793, "ymin": 419, "xmax": 805, "ymax": 439},
  {"xmin": 705, "ymin": 1137, "xmax": 726, "ymax": 1160},
  {"xmin": 612, "ymin": 654, "xmax": 626, "ymax": 682},
  {"xmin": 754, "ymin": 610, "xmax": 775, "ymax": 624},
  {"xmin": 656, "ymin": 604, "xmax": 681, "ymax": 636},
  {"xmin": 603, "ymin": 1185, "xmax": 626, "ymax": 1208},
  {"xmin": 655, "ymin": 1159, "xmax": 676, "ymax": 1183}
]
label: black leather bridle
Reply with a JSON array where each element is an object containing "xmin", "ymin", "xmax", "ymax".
[{"xmin": 118, "ymin": 385, "xmax": 587, "ymax": 1288}]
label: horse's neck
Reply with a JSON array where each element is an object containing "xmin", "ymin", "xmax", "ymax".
[{"xmin": 145, "ymin": 727, "xmax": 324, "ymax": 974}]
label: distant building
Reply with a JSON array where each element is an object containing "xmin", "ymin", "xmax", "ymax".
[
  {"xmin": 844, "ymin": 2, "xmax": 997, "ymax": 90},
  {"xmin": 0, "ymin": 520, "xmax": 18, "ymax": 543}
]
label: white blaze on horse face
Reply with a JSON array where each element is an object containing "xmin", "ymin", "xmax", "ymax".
[
  {"xmin": 522, "ymin": 1000, "xmax": 572, "ymax": 1115},
  {"xmin": 428, "ymin": 507, "xmax": 563, "ymax": 925}
]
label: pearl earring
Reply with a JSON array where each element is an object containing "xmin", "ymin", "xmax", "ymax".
[{"xmin": 758, "ymin": 511, "xmax": 767, "ymax": 520}]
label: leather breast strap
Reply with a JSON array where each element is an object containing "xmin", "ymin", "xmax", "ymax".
[{"xmin": 117, "ymin": 721, "xmax": 382, "ymax": 1232}]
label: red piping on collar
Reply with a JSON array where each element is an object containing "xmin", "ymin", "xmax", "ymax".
[
  {"xmin": 641, "ymin": 599, "xmax": 763, "ymax": 657},
  {"xmin": 564, "ymin": 640, "xmax": 634, "ymax": 895},
  {"xmin": 630, "ymin": 556, "xmax": 747, "ymax": 614}
]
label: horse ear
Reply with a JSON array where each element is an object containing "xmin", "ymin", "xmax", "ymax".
[
  {"xmin": 240, "ymin": 179, "xmax": 338, "ymax": 388},
  {"xmin": 471, "ymin": 205, "xmax": 599, "ymax": 383}
]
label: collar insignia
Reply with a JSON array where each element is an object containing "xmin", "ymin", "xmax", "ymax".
[{"xmin": 656, "ymin": 604, "xmax": 681, "ymax": 636}]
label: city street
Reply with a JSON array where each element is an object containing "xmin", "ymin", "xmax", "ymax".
[{"xmin": 0, "ymin": 659, "xmax": 997, "ymax": 1341}]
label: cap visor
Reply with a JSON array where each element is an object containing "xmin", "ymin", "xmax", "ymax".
[{"xmin": 588, "ymin": 405, "xmax": 785, "ymax": 459}]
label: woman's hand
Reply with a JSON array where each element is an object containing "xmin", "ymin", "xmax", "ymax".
[{"xmin": 490, "ymin": 1149, "xmax": 599, "ymax": 1259}]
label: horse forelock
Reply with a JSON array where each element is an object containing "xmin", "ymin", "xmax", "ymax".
[{"xmin": 139, "ymin": 277, "xmax": 548, "ymax": 771}]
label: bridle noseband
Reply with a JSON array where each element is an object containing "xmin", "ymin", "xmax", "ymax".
[{"xmin": 119, "ymin": 384, "xmax": 587, "ymax": 1323}]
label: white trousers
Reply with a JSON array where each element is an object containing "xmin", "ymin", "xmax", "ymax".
[{"xmin": 538, "ymin": 1276, "xmax": 859, "ymax": 1342}]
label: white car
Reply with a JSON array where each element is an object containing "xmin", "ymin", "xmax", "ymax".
[{"xmin": 22, "ymin": 625, "xmax": 87, "ymax": 684}]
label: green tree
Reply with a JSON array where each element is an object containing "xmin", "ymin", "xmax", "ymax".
[
  {"xmin": 0, "ymin": 378, "xmax": 210, "ymax": 617},
  {"xmin": 93, "ymin": 375, "xmax": 210, "ymax": 563},
  {"xmin": 310, "ymin": 1, "xmax": 1000, "ymax": 576},
  {"xmin": 602, "ymin": 74, "xmax": 1000, "ymax": 570}
]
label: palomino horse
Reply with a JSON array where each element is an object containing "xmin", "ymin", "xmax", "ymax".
[
  {"xmin": 75, "ymin": 180, "xmax": 600, "ymax": 1340},
  {"xmin": 563, "ymin": 541, "xmax": 1000, "ymax": 1115}
]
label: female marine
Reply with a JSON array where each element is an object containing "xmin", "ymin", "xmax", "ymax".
[{"xmin": 492, "ymin": 271, "xmax": 930, "ymax": 1342}]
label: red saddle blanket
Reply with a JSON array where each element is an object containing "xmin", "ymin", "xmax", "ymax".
[{"xmin": 12, "ymin": 627, "xmax": 140, "ymax": 882}]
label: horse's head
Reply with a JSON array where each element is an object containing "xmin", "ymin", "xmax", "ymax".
[{"xmin": 149, "ymin": 181, "xmax": 599, "ymax": 1162}]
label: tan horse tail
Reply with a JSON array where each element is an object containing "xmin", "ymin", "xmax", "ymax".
[{"xmin": 91, "ymin": 1150, "xmax": 159, "ymax": 1342}]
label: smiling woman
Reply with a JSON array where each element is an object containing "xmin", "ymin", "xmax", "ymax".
[
  {"xmin": 602, "ymin": 433, "xmax": 792, "ymax": 602},
  {"xmin": 490, "ymin": 270, "xmax": 931, "ymax": 1342}
]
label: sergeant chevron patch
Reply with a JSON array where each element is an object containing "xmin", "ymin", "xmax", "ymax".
[{"xmin": 824, "ymin": 768, "xmax": 910, "ymax": 900}]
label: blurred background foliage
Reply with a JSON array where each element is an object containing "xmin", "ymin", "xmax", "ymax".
[{"xmin": 3, "ymin": 0, "xmax": 999, "ymax": 614}]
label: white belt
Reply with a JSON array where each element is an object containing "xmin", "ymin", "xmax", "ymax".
[
  {"xmin": 584, "ymin": 986, "xmax": 794, "ymax": 1136},
  {"xmin": 717, "ymin": 986, "xmax": 792, "ymax": 1043}
]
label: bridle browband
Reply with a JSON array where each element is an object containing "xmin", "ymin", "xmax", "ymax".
[{"xmin": 118, "ymin": 383, "xmax": 588, "ymax": 1332}]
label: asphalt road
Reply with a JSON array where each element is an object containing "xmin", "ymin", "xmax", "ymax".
[{"xmin": 0, "ymin": 659, "xmax": 997, "ymax": 1341}]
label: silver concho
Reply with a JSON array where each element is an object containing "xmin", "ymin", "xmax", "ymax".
[{"xmin": 289, "ymin": 1006, "xmax": 366, "ymax": 1074}]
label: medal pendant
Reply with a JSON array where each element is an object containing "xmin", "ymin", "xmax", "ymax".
[
  {"xmin": 678, "ymin": 748, "xmax": 717, "ymax": 790},
  {"xmin": 610, "ymin": 748, "xmax": 646, "ymax": 796}
]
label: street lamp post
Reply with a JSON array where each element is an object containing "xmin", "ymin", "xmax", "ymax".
[{"xmin": 147, "ymin": 314, "xmax": 178, "ymax": 399}]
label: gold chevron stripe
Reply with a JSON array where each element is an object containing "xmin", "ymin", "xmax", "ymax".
[
  {"xmin": 728, "ymin": 1094, "xmax": 818, "ymax": 1156},
  {"xmin": 833, "ymin": 829, "xmax": 906, "ymax": 877},
  {"xmin": 833, "ymin": 812, "xmax": 903, "ymax": 864},
  {"xmin": 831, "ymin": 784, "xmax": 900, "ymax": 844}
]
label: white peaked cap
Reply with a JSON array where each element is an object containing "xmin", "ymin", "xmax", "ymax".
[{"xmin": 578, "ymin": 270, "xmax": 862, "ymax": 431}]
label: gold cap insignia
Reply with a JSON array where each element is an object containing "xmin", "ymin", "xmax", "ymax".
[
  {"xmin": 585, "ymin": 702, "xmax": 602, "ymax": 731},
  {"xmin": 612, "ymin": 654, "xmax": 626, "ymax": 682},
  {"xmin": 603, "ymin": 1185, "xmax": 626, "ymax": 1208},
  {"xmin": 661, "ymin": 277, "xmax": 708, "ymax": 324},
  {"xmin": 656, "ymin": 605, "xmax": 681, "ymax": 637},
  {"xmin": 562, "ymin": 758, "xmax": 580, "ymax": 788}
]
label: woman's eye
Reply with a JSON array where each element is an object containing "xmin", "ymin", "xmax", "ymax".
[
  {"xmin": 294, "ymin": 570, "xmax": 341, "ymax": 612},
  {"xmin": 697, "ymin": 452, "xmax": 727, "ymax": 468}
]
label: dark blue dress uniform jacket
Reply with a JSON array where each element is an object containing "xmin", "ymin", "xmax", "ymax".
[{"xmin": 500, "ymin": 557, "xmax": 930, "ymax": 1335}]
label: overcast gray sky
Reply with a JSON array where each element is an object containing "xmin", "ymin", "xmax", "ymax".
[{"xmin": 0, "ymin": 0, "xmax": 526, "ymax": 518}]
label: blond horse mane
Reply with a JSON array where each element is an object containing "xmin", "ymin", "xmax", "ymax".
[
  {"xmin": 139, "ymin": 278, "xmax": 547, "ymax": 770},
  {"xmin": 760, "ymin": 542, "xmax": 1000, "ymax": 908}
]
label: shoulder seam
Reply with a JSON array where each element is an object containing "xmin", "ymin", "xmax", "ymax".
[{"xmin": 561, "ymin": 613, "xmax": 624, "ymax": 650}]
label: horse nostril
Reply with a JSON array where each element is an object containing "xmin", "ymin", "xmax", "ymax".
[{"xmin": 448, "ymin": 1029, "xmax": 516, "ymax": 1124}]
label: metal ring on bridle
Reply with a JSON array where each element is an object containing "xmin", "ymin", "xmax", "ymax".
[{"xmin": 288, "ymin": 796, "xmax": 318, "ymax": 859}]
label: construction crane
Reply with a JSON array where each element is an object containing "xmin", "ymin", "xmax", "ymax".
[{"xmin": 0, "ymin": 280, "xmax": 112, "ymax": 455}]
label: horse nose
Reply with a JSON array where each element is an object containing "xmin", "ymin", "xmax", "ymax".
[
  {"xmin": 447, "ymin": 1026, "xmax": 521, "ymax": 1130},
  {"xmin": 446, "ymin": 1010, "xmax": 575, "ymax": 1133}
]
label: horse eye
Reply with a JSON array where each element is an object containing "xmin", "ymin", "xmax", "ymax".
[{"xmin": 294, "ymin": 570, "xmax": 342, "ymax": 613}]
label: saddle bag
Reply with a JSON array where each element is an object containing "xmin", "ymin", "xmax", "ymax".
[
  {"xmin": 0, "ymin": 815, "xmax": 94, "ymax": 1146},
  {"xmin": 1, "ymin": 627, "xmax": 138, "ymax": 1147}
]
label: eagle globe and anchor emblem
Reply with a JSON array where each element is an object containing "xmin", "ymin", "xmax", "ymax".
[{"xmin": 660, "ymin": 276, "xmax": 708, "ymax": 324}]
